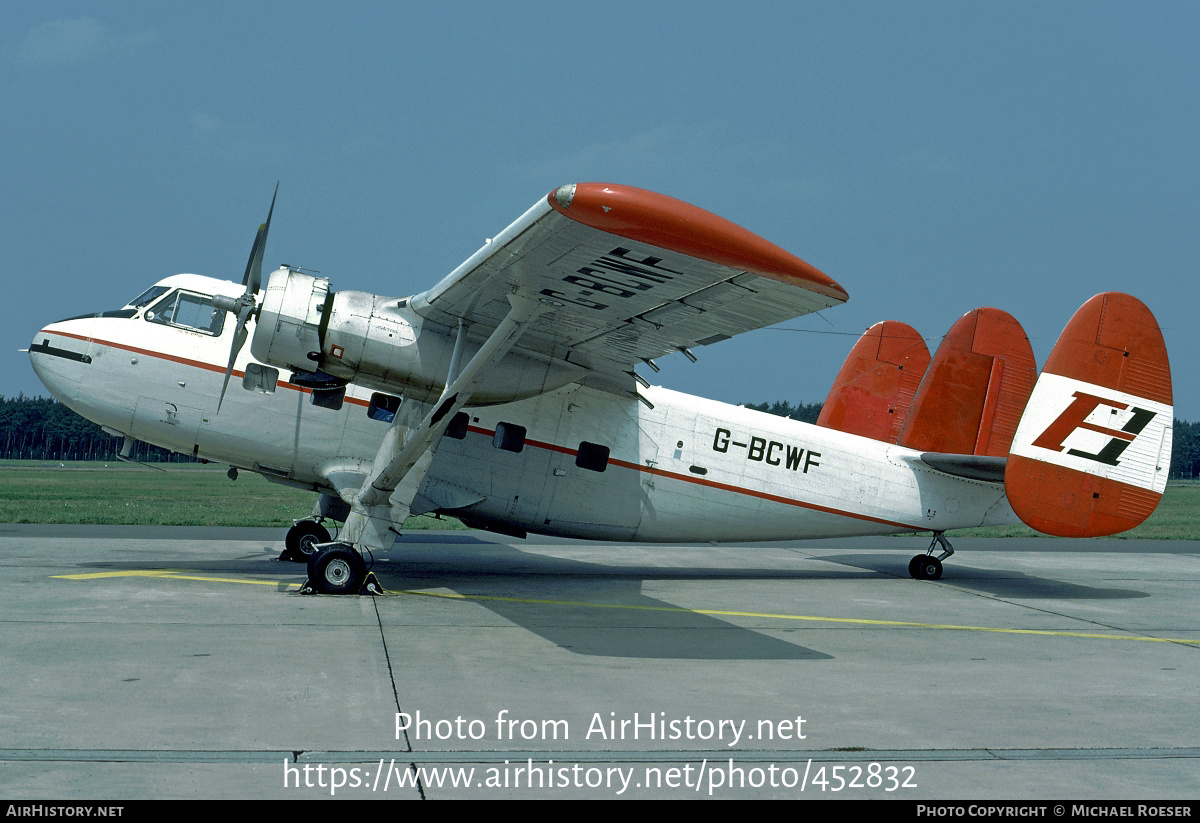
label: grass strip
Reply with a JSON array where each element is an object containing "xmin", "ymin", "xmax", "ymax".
[
  {"xmin": 0, "ymin": 463, "xmax": 464, "ymax": 529},
  {"xmin": 0, "ymin": 463, "xmax": 1194, "ymax": 537}
]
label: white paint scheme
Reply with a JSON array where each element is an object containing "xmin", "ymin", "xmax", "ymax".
[
  {"xmin": 1009, "ymin": 372, "xmax": 1173, "ymax": 494},
  {"xmin": 29, "ymin": 271, "xmax": 1020, "ymax": 545}
]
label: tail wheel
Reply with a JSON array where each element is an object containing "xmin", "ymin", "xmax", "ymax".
[
  {"xmin": 308, "ymin": 544, "xmax": 366, "ymax": 594},
  {"xmin": 909, "ymin": 555, "xmax": 943, "ymax": 580},
  {"xmin": 910, "ymin": 532, "xmax": 953, "ymax": 580},
  {"xmin": 908, "ymin": 555, "xmax": 924, "ymax": 579}
]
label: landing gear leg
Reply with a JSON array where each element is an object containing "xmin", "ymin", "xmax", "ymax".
[{"xmin": 909, "ymin": 532, "xmax": 954, "ymax": 580}]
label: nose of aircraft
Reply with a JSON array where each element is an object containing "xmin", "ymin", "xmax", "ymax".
[{"xmin": 28, "ymin": 320, "xmax": 93, "ymax": 404}]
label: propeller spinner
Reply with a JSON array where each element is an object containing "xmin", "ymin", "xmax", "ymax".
[{"xmin": 213, "ymin": 184, "xmax": 278, "ymax": 413}]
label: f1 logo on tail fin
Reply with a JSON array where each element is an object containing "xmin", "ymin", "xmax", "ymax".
[
  {"xmin": 1010, "ymin": 372, "xmax": 1171, "ymax": 495},
  {"xmin": 1030, "ymin": 391, "xmax": 1156, "ymax": 466}
]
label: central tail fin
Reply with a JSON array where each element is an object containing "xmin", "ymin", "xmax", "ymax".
[
  {"xmin": 898, "ymin": 307, "xmax": 1038, "ymax": 456},
  {"xmin": 1005, "ymin": 293, "xmax": 1172, "ymax": 537}
]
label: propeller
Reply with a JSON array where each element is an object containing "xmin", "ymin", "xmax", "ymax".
[{"xmin": 213, "ymin": 183, "xmax": 278, "ymax": 413}]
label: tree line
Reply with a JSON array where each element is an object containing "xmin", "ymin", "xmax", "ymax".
[
  {"xmin": 2, "ymin": 395, "xmax": 1199, "ymax": 478},
  {"xmin": 0, "ymin": 395, "xmax": 191, "ymax": 463}
]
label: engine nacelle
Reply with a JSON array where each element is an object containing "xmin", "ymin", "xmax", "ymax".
[
  {"xmin": 252, "ymin": 267, "xmax": 584, "ymax": 404},
  {"xmin": 252, "ymin": 268, "xmax": 329, "ymax": 373}
]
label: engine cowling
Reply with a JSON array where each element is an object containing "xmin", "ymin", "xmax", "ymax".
[{"xmin": 251, "ymin": 267, "xmax": 584, "ymax": 405}]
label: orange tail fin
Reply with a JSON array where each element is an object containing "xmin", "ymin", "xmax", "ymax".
[
  {"xmin": 897, "ymin": 308, "xmax": 1037, "ymax": 456},
  {"xmin": 816, "ymin": 321, "xmax": 930, "ymax": 442},
  {"xmin": 1005, "ymin": 293, "xmax": 1172, "ymax": 537}
]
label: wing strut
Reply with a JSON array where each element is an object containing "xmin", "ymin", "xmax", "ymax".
[{"xmin": 339, "ymin": 294, "xmax": 548, "ymax": 553}]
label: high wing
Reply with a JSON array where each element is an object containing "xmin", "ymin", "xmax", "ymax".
[
  {"xmin": 243, "ymin": 183, "xmax": 850, "ymax": 570},
  {"xmin": 410, "ymin": 183, "xmax": 848, "ymax": 378}
]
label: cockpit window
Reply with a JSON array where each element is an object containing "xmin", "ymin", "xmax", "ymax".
[
  {"xmin": 144, "ymin": 290, "xmax": 226, "ymax": 336},
  {"xmin": 128, "ymin": 285, "xmax": 170, "ymax": 309}
]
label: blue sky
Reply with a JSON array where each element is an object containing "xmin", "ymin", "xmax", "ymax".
[{"xmin": 5, "ymin": 2, "xmax": 1198, "ymax": 417}]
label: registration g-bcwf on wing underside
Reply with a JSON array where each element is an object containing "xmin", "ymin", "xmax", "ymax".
[{"xmin": 411, "ymin": 183, "xmax": 849, "ymax": 379}]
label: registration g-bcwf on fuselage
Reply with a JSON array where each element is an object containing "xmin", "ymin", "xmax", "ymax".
[{"xmin": 28, "ymin": 183, "xmax": 1174, "ymax": 593}]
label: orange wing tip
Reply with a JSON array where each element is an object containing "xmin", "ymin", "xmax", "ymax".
[
  {"xmin": 816, "ymin": 321, "xmax": 930, "ymax": 443},
  {"xmin": 547, "ymin": 183, "xmax": 848, "ymax": 302}
]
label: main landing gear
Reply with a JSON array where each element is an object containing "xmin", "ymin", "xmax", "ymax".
[
  {"xmin": 909, "ymin": 532, "xmax": 954, "ymax": 580},
  {"xmin": 284, "ymin": 519, "xmax": 380, "ymax": 595},
  {"xmin": 306, "ymin": 543, "xmax": 364, "ymax": 594},
  {"xmin": 281, "ymin": 519, "xmax": 332, "ymax": 563},
  {"xmin": 301, "ymin": 543, "xmax": 382, "ymax": 596}
]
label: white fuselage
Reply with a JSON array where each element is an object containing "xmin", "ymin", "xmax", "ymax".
[{"xmin": 29, "ymin": 274, "xmax": 1018, "ymax": 543}]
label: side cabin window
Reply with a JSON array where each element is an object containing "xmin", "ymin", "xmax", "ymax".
[
  {"xmin": 368, "ymin": 392, "xmax": 401, "ymax": 422},
  {"xmin": 445, "ymin": 412, "xmax": 469, "ymax": 440},
  {"xmin": 576, "ymin": 441, "xmax": 610, "ymax": 472},
  {"xmin": 493, "ymin": 422, "xmax": 525, "ymax": 453},
  {"xmin": 311, "ymin": 387, "xmax": 345, "ymax": 410},
  {"xmin": 144, "ymin": 290, "xmax": 226, "ymax": 336},
  {"xmin": 243, "ymin": 363, "xmax": 278, "ymax": 394}
]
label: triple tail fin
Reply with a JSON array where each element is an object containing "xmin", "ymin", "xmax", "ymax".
[
  {"xmin": 1005, "ymin": 293, "xmax": 1172, "ymax": 537},
  {"xmin": 897, "ymin": 308, "xmax": 1038, "ymax": 456},
  {"xmin": 816, "ymin": 321, "xmax": 930, "ymax": 443}
]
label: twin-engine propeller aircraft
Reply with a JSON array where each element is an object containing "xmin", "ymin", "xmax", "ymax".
[{"xmin": 28, "ymin": 184, "xmax": 1173, "ymax": 594}]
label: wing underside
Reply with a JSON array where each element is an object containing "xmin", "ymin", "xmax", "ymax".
[{"xmin": 410, "ymin": 183, "xmax": 848, "ymax": 376}]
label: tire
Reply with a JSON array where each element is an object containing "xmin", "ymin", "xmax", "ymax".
[
  {"xmin": 908, "ymin": 555, "xmax": 925, "ymax": 579},
  {"xmin": 285, "ymin": 520, "xmax": 331, "ymax": 562},
  {"xmin": 309, "ymin": 544, "xmax": 365, "ymax": 595}
]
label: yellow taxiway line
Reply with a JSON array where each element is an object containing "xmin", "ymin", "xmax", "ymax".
[
  {"xmin": 52, "ymin": 570, "xmax": 1200, "ymax": 646},
  {"xmin": 402, "ymin": 589, "xmax": 1200, "ymax": 645},
  {"xmin": 54, "ymin": 570, "xmax": 302, "ymax": 588}
]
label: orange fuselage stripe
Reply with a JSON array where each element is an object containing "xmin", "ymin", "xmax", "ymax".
[{"xmin": 43, "ymin": 328, "xmax": 922, "ymax": 531}]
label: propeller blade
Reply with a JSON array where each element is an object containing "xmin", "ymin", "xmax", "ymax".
[
  {"xmin": 219, "ymin": 184, "xmax": 279, "ymax": 413},
  {"xmin": 242, "ymin": 182, "xmax": 278, "ymax": 294},
  {"xmin": 216, "ymin": 301, "xmax": 252, "ymax": 413}
]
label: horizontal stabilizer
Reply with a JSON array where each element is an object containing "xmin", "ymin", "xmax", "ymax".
[
  {"xmin": 920, "ymin": 453, "xmax": 1007, "ymax": 483},
  {"xmin": 1005, "ymin": 293, "xmax": 1172, "ymax": 537},
  {"xmin": 816, "ymin": 321, "xmax": 930, "ymax": 443},
  {"xmin": 898, "ymin": 307, "xmax": 1037, "ymax": 456}
]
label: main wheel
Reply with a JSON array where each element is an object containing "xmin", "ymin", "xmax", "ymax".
[
  {"xmin": 284, "ymin": 520, "xmax": 331, "ymax": 562},
  {"xmin": 308, "ymin": 544, "xmax": 366, "ymax": 595}
]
